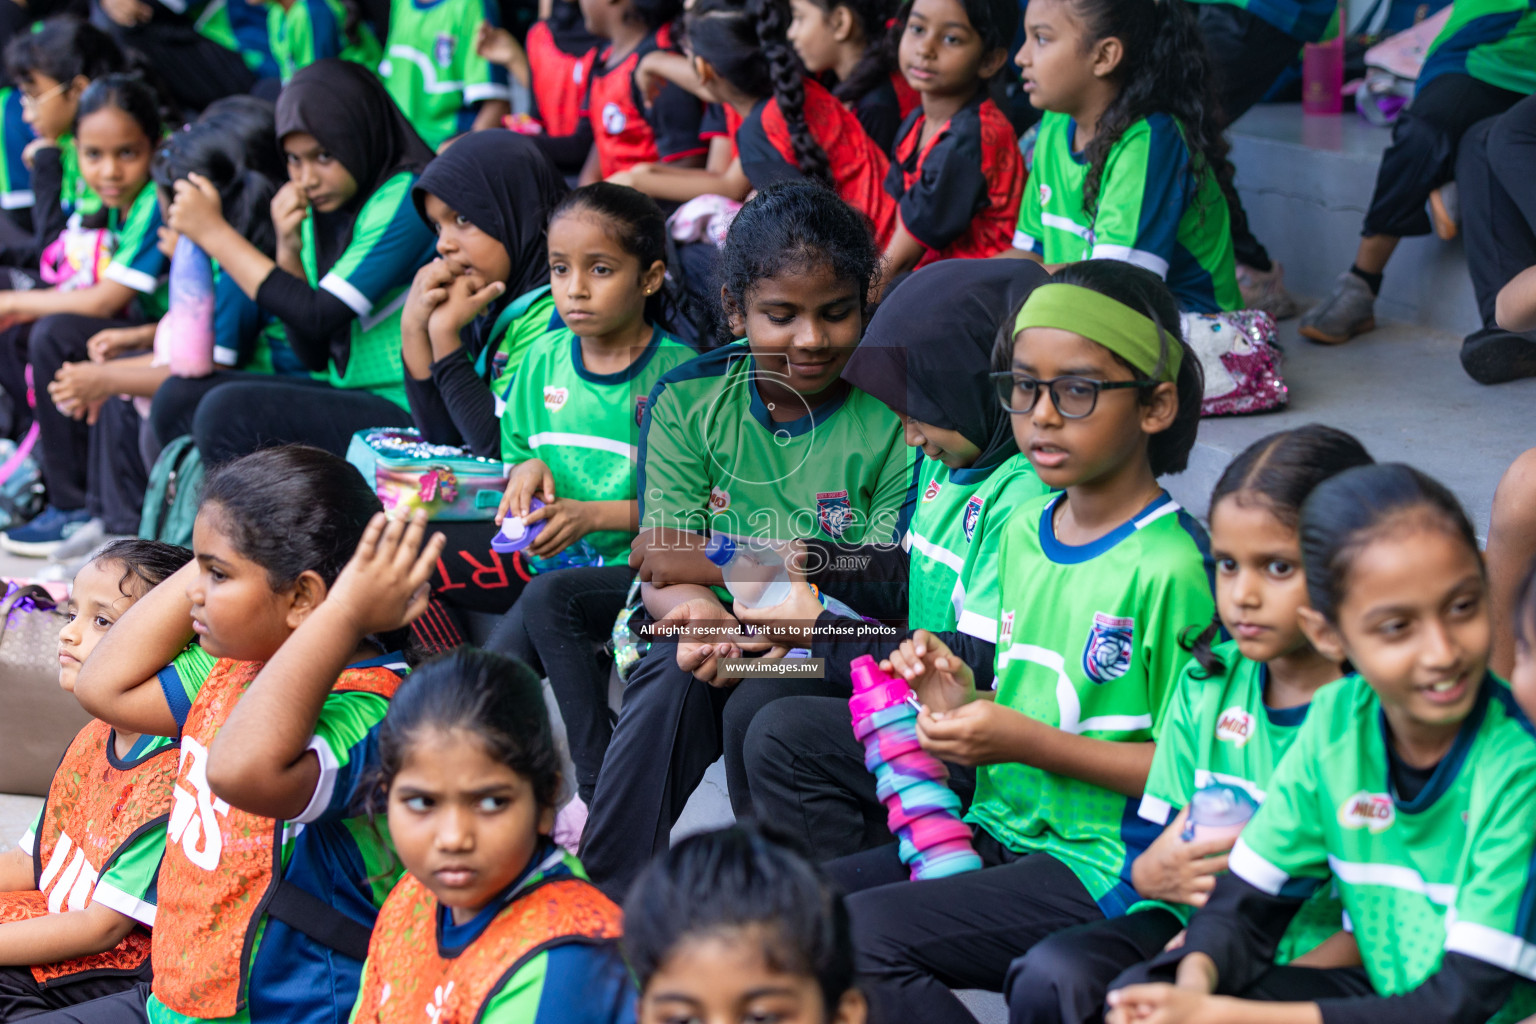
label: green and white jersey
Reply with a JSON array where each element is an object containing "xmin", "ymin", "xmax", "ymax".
[
  {"xmin": 1420, "ymin": 0, "xmax": 1536, "ymax": 96},
  {"xmin": 379, "ymin": 0, "xmax": 511, "ymax": 148},
  {"xmin": 484, "ymin": 286, "xmax": 564, "ymax": 404},
  {"xmin": 1014, "ymin": 112, "xmax": 1241, "ymax": 314},
  {"xmin": 905, "ymin": 453, "xmax": 1046, "ymax": 639},
  {"xmin": 299, "ymin": 170, "xmax": 437, "ymax": 408},
  {"xmin": 1231, "ymin": 674, "xmax": 1536, "ymax": 1020},
  {"xmin": 102, "ymin": 183, "xmax": 170, "ymax": 320},
  {"xmin": 970, "ymin": 490, "xmax": 1215, "ymax": 913},
  {"xmin": 1134, "ymin": 641, "xmax": 1342, "ymax": 961},
  {"xmin": 167, "ymin": 0, "xmax": 279, "ymax": 77},
  {"xmin": 0, "ymin": 88, "xmax": 33, "ymax": 213},
  {"xmin": 638, "ymin": 341, "xmax": 918, "ymax": 548},
  {"xmin": 268, "ymin": 0, "xmax": 382, "ymax": 81},
  {"xmin": 500, "ymin": 326, "xmax": 695, "ymax": 564}
]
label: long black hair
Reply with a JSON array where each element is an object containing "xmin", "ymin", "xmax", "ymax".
[
  {"xmin": 4, "ymin": 16, "xmax": 124, "ymax": 89},
  {"xmin": 1181, "ymin": 425, "xmax": 1375, "ymax": 677},
  {"xmin": 375, "ymin": 649, "xmax": 562, "ymax": 812},
  {"xmin": 198, "ymin": 94, "xmax": 285, "ymax": 183},
  {"xmin": 623, "ymin": 825, "xmax": 857, "ymax": 1015},
  {"xmin": 1013, "ymin": 260, "xmax": 1203, "ymax": 478},
  {"xmin": 718, "ymin": 180, "xmax": 880, "ymax": 340},
  {"xmin": 550, "ymin": 182, "xmax": 678, "ymax": 330},
  {"xmin": 153, "ymin": 120, "xmax": 279, "ymax": 256},
  {"xmin": 1065, "ymin": 0, "xmax": 1232, "ymax": 222},
  {"xmin": 687, "ymin": 0, "xmax": 832, "ymax": 188},
  {"xmin": 804, "ymin": 0, "xmax": 897, "ymax": 108},
  {"xmin": 1299, "ymin": 464, "xmax": 1482, "ymax": 627}
]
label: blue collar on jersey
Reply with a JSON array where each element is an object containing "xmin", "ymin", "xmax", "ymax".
[
  {"xmin": 745, "ymin": 354, "xmax": 851, "ymax": 437},
  {"xmin": 1379, "ymin": 671, "xmax": 1492, "ymax": 814},
  {"xmin": 569, "ymin": 328, "xmax": 669, "ymax": 385},
  {"xmin": 1036, "ymin": 490, "xmax": 1178, "ymax": 565}
]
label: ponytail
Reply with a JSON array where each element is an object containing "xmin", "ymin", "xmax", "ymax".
[{"xmin": 755, "ymin": 0, "xmax": 832, "ymax": 187}]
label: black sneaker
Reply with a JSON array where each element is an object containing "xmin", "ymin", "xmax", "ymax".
[{"xmin": 1460, "ymin": 327, "xmax": 1536, "ymax": 385}]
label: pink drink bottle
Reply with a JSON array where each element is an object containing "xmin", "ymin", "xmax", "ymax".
[
  {"xmin": 155, "ymin": 236, "xmax": 216, "ymax": 377},
  {"xmin": 849, "ymin": 655, "xmax": 981, "ymax": 880}
]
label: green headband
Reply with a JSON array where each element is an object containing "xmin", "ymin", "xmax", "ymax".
[{"xmin": 1013, "ymin": 283, "xmax": 1182, "ymax": 383}]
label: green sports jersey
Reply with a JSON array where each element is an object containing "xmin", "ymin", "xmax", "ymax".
[
  {"xmin": 1231, "ymin": 674, "xmax": 1536, "ymax": 1020},
  {"xmin": 379, "ymin": 0, "xmax": 511, "ymax": 148},
  {"xmin": 268, "ymin": 0, "xmax": 382, "ymax": 81},
  {"xmin": 971, "ymin": 490, "xmax": 1215, "ymax": 913},
  {"xmin": 300, "ymin": 170, "xmax": 437, "ymax": 408},
  {"xmin": 0, "ymin": 88, "xmax": 32, "ymax": 213},
  {"xmin": 1014, "ymin": 112, "xmax": 1241, "ymax": 314},
  {"xmin": 485, "ymin": 287, "xmax": 564, "ymax": 407},
  {"xmin": 500, "ymin": 327, "xmax": 695, "ymax": 563},
  {"xmin": 102, "ymin": 184, "xmax": 170, "ymax": 320},
  {"xmin": 1134, "ymin": 641, "xmax": 1342, "ymax": 961},
  {"xmin": 638, "ymin": 342, "xmax": 917, "ymax": 548},
  {"xmin": 167, "ymin": 0, "xmax": 279, "ymax": 76},
  {"xmin": 906, "ymin": 453, "xmax": 1046, "ymax": 640},
  {"xmin": 1420, "ymin": 0, "xmax": 1536, "ymax": 96}
]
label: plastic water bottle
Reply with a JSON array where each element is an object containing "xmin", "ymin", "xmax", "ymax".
[
  {"xmin": 155, "ymin": 236, "xmax": 216, "ymax": 378},
  {"xmin": 1302, "ymin": 1, "xmax": 1344, "ymax": 115},
  {"xmin": 704, "ymin": 535, "xmax": 793, "ymax": 610},
  {"xmin": 849, "ymin": 655, "xmax": 981, "ymax": 880},
  {"xmin": 1180, "ymin": 782, "xmax": 1259, "ymax": 845}
]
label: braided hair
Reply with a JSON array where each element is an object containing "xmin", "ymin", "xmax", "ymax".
[{"xmin": 687, "ymin": 0, "xmax": 833, "ymax": 188}]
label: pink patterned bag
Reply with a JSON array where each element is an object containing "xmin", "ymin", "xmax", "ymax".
[{"xmin": 1181, "ymin": 309, "xmax": 1289, "ymax": 417}]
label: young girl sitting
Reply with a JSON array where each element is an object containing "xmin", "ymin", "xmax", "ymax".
[
  {"xmin": 575, "ymin": 182, "xmax": 915, "ymax": 900},
  {"xmin": 626, "ymin": 825, "xmax": 868, "ymax": 1024},
  {"xmin": 71, "ymin": 446, "xmax": 411, "ymax": 1024},
  {"xmin": 1107, "ymin": 464, "xmax": 1536, "ymax": 1024},
  {"xmin": 787, "ymin": 0, "xmax": 909, "ymax": 153},
  {"xmin": 158, "ymin": 59, "xmax": 438, "ymax": 462},
  {"xmin": 1006, "ymin": 423, "xmax": 1373, "ymax": 1024},
  {"xmin": 879, "ymin": 0, "xmax": 1023, "ymax": 288},
  {"xmin": 731, "ymin": 258, "xmax": 1052, "ymax": 855},
  {"xmin": 835, "ymin": 259, "xmax": 1209, "ymax": 1022},
  {"xmin": 1005, "ymin": 0, "xmax": 1242, "ymax": 314},
  {"xmin": 0, "ymin": 75, "xmax": 165, "ymax": 559},
  {"xmin": 350, "ymin": 648, "xmax": 633, "ymax": 1023},
  {"xmin": 0, "ymin": 540, "xmax": 203, "ymax": 1018}
]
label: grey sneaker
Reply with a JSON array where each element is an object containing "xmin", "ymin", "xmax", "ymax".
[
  {"xmin": 1236, "ymin": 262, "xmax": 1300, "ymax": 320},
  {"xmin": 1299, "ymin": 271, "xmax": 1377, "ymax": 345},
  {"xmin": 47, "ymin": 517, "xmax": 107, "ymax": 562}
]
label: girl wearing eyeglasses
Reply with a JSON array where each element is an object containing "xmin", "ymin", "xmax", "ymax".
[{"xmin": 831, "ymin": 257, "xmax": 1213, "ymax": 1023}]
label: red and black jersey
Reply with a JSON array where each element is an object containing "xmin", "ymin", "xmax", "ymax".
[
  {"xmin": 883, "ymin": 91, "xmax": 1023, "ymax": 263},
  {"xmin": 736, "ymin": 79, "xmax": 897, "ymax": 245},
  {"xmin": 891, "ymin": 71, "xmax": 921, "ymax": 119},
  {"xmin": 700, "ymin": 102, "xmax": 745, "ymax": 164},
  {"xmin": 814, "ymin": 70, "xmax": 903, "ymax": 154},
  {"xmin": 581, "ymin": 24, "xmax": 706, "ymax": 177},
  {"xmin": 526, "ymin": 10, "xmax": 599, "ymax": 138}
]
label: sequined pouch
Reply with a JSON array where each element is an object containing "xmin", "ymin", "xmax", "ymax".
[{"xmin": 345, "ymin": 428, "xmax": 509, "ymax": 521}]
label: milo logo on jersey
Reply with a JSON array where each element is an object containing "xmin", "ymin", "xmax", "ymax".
[
  {"xmin": 962, "ymin": 495, "xmax": 983, "ymax": 542},
  {"xmin": 816, "ymin": 490, "xmax": 853, "ymax": 538},
  {"xmin": 708, "ymin": 486, "xmax": 731, "ymax": 512},
  {"xmin": 1337, "ymin": 791, "xmax": 1395, "ymax": 832},
  {"xmin": 922, "ymin": 479, "xmax": 942, "ymax": 502},
  {"xmin": 544, "ymin": 386, "xmax": 569, "ymax": 412},
  {"xmin": 1216, "ymin": 706, "xmax": 1255, "ymax": 747},
  {"xmin": 1082, "ymin": 611, "xmax": 1134, "ymax": 683}
]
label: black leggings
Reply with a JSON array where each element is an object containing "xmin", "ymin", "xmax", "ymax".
[
  {"xmin": 0, "ymin": 964, "xmax": 150, "ymax": 1021},
  {"xmin": 1363, "ymin": 72, "xmax": 1525, "ymax": 238},
  {"xmin": 88, "ymin": 397, "xmax": 150, "ymax": 535},
  {"xmin": 1458, "ymin": 94, "xmax": 1536, "ymax": 328}
]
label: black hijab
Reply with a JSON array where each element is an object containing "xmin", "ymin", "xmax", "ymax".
[
  {"xmin": 843, "ymin": 260, "xmax": 1051, "ymax": 474},
  {"xmin": 275, "ymin": 59, "xmax": 434, "ymax": 277},
  {"xmin": 411, "ymin": 131, "xmax": 569, "ymax": 304}
]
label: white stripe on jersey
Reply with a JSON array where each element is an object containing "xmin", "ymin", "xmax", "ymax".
[
  {"xmin": 1138, "ymin": 794, "xmax": 1174, "ymax": 827},
  {"xmin": 1230, "ymin": 836, "xmax": 1290, "ymax": 896},
  {"xmin": 1134, "ymin": 500, "xmax": 1182, "ymax": 530},
  {"xmin": 103, "ymin": 262, "xmax": 158, "ymax": 296},
  {"xmin": 1, "ymin": 190, "xmax": 35, "ymax": 210},
  {"xmin": 1092, "ymin": 244, "xmax": 1171, "ymax": 279},
  {"xmin": 907, "ymin": 530, "xmax": 964, "ymax": 574},
  {"xmin": 94, "ymin": 879, "xmax": 157, "ymax": 928},
  {"xmin": 1326, "ymin": 855, "xmax": 1458, "ymax": 906},
  {"xmin": 1012, "ymin": 230, "xmax": 1042, "ymax": 253},
  {"xmin": 320, "ymin": 272, "xmax": 374, "ymax": 317},
  {"xmin": 293, "ymin": 734, "xmax": 342, "ymax": 826},
  {"xmin": 1042, "ymin": 212, "xmax": 1092, "ymax": 240},
  {"xmin": 1445, "ymin": 920, "xmax": 1536, "ymax": 981},
  {"xmin": 997, "ymin": 642, "xmax": 1152, "ymax": 735},
  {"xmin": 383, "ymin": 46, "xmax": 466, "ymax": 94},
  {"xmin": 527, "ymin": 431, "xmax": 637, "ymax": 461}
]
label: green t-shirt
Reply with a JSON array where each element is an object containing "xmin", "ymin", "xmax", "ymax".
[
  {"xmin": 485, "ymin": 287, "xmax": 564, "ymax": 406},
  {"xmin": 102, "ymin": 183, "xmax": 170, "ymax": 320},
  {"xmin": 906, "ymin": 453, "xmax": 1046, "ymax": 639},
  {"xmin": 1420, "ymin": 0, "xmax": 1536, "ymax": 96},
  {"xmin": 500, "ymin": 326, "xmax": 696, "ymax": 563},
  {"xmin": 1135, "ymin": 641, "xmax": 1342, "ymax": 961},
  {"xmin": 268, "ymin": 0, "xmax": 382, "ymax": 81},
  {"xmin": 379, "ymin": 0, "xmax": 511, "ymax": 148},
  {"xmin": 0, "ymin": 88, "xmax": 32, "ymax": 213},
  {"xmin": 300, "ymin": 170, "xmax": 437, "ymax": 408},
  {"xmin": 1230, "ymin": 674, "xmax": 1536, "ymax": 1020},
  {"xmin": 970, "ymin": 490, "xmax": 1216, "ymax": 913},
  {"xmin": 638, "ymin": 342, "xmax": 917, "ymax": 547},
  {"xmin": 1014, "ymin": 112, "xmax": 1241, "ymax": 314}
]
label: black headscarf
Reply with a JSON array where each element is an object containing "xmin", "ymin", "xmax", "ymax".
[
  {"xmin": 275, "ymin": 59, "xmax": 434, "ymax": 277},
  {"xmin": 843, "ymin": 260, "xmax": 1051, "ymax": 474},
  {"xmin": 411, "ymin": 131, "xmax": 569, "ymax": 303}
]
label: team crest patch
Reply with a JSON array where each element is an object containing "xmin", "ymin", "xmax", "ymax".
[
  {"xmin": 433, "ymin": 32, "xmax": 454, "ymax": 68},
  {"xmin": 922, "ymin": 479, "xmax": 942, "ymax": 502},
  {"xmin": 816, "ymin": 490, "xmax": 853, "ymax": 538},
  {"xmin": 962, "ymin": 495, "xmax": 983, "ymax": 542},
  {"xmin": 1215, "ymin": 706, "xmax": 1254, "ymax": 747},
  {"xmin": 602, "ymin": 101, "xmax": 627, "ymax": 135},
  {"xmin": 543, "ymin": 386, "xmax": 569, "ymax": 412},
  {"xmin": 1082, "ymin": 611, "xmax": 1134, "ymax": 683},
  {"xmin": 998, "ymin": 610, "xmax": 1014, "ymax": 648},
  {"xmin": 1039, "ymin": 182, "xmax": 1052, "ymax": 206},
  {"xmin": 634, "ymin": 395, "xmax": 648, "ymax": 427},
  {"xmin": 1337, "ymin": 791, "xmax": 1394, "ymax": 832},
  {"xmin": 708, "ymin": 486, "xmax": 731, "ymax": 512}
]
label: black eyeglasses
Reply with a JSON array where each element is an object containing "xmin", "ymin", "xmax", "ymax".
[{"xmin": 989, "ymin": 371, "xmax": 1157, "ymax": 419}]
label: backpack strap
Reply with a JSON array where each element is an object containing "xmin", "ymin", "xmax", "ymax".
[
  {"xmin": 266, "ymin": 881, "xmax": 373, "ymax": 963},
  {"xmin": 475, "ymin": 285, "xmax": 553, "ymax": 380}
]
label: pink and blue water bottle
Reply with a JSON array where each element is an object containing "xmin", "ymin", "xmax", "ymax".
[
  {"xmin": 154, "ymin": 236, "xmax": 215, "ymax": 378},
  {"xmin": 849, "ymin": 655, "xmax": 981, "ymax": 880}
]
